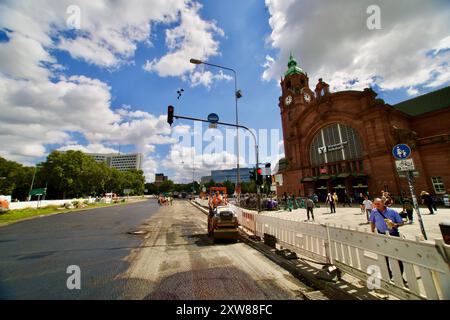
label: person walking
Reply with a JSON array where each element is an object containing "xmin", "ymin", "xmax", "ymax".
[
  {"xmin": 359, "ymin": 193, "xmax": 365, "ymax": 213},
  {"xmin": 370, "ymin": 197, "xmax": 405, "ymax": 282},
  {"xmin": 420, "ymin": 191, "xmax": 435, "ymax": 214},
  {"xmin": 382, "ymin": 191, "xmax": 394, "ymax": 207},
  {"xmin": 333, "ymin": 192, "xmax": 339, "ymax": 206},
  {"xmin": 326, "ymin": 193, "xmax": 336, "ymax": 213},
  {"xmin": 402, "ymin": 196, "xmax": 414, "ymax": 224},
  {"xmin": 362, "ymin": 195, "xmax": 373, "ymax": 223},
  {"xmin": 343, "ymin": 193, "xmax": 351, "ymax": 207},
  {"xmin": 305, "ymin": 197, "xmax": 315, "ymax": 221}
]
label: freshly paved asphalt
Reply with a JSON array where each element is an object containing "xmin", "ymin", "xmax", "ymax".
[{"xmin": 0, "ymin": 200, "xmax": 159, "ymax": 299}]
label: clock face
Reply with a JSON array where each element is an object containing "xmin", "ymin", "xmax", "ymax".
[
  {"xmin": 285, "ymin": 95, "xmax": 292, "ymax": 106},
  {"xmin": 304, "ymin": 93, "xmax": 311, "ymax": 103}
]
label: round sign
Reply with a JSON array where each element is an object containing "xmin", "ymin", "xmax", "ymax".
[
  {"xmin": 392, "ymin": 144, "xmax": 411, "ymax": 160},
  {"xmin": 207, "ymin": 113, "xmax": 219, "ymax": 123}
]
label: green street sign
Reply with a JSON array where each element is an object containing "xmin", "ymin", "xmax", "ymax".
[{"xmin": 30, "ymin": 188, "xmax": 47, "ymax": 196}]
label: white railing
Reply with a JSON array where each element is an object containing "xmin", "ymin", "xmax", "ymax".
[{"xmin": 233, "ymin": 206, "xmax": 450, "ymax": 300}]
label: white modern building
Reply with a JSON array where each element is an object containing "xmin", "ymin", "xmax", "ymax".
[
  {"xmin": 60, "ymin": 151, "xmax": 143, "ymax": 171},
  {"xmin": 91, "ymin": 153, "xmax": 143, "ymax": 172}
]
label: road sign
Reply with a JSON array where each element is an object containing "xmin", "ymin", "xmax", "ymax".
[
  {"xmin": 123, "ymin": 188, "xmax": 132, "ymax": 194},
  {"xmin": 395, "ymin": 159, "xmax": 415, "ymax": 171},
  {"xmin": 30, "ymin": 188, "xmax": 46, "ymax": 196},
  {"xmin": 392, "ymin": 144, "xmax": 411, "ymax": 160},
  {"xmin": 398, "ymin": 170, "xmax": 419, "ymax": 178},
  {"xmin": 207, "ymin": 113, "xmax": 219, "ymax": 123}
]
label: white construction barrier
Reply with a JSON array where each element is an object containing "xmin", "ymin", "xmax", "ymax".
[{"xmin": 233, "ymin": 206, "xmax": 450, "ymax": 300}]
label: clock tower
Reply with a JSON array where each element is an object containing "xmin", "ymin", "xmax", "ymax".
[{"xmin": 279, "ymin": 54, "xmax": 315, "ymax": 172}]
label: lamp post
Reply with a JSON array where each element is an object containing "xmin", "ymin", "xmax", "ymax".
[
  {"xmin": 190, "ymin": 58, "xmax": 242, "ymax": 204},
  {"xmin": 28, "ymin": 166, "xmax": 39, "ymax": 201}
]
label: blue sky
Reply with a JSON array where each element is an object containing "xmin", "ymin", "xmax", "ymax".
[{"xmin": 0, "ymin": 0, "xmax": 449, "ymax": 182}]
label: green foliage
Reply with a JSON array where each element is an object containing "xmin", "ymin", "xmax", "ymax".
[
  {"xmin": 0, "ymin": 151, "xmax": 146, "ymax": 200},
  {"xmin": 240, "ymin": 181, "xmax": 256, "ymax": 194},
  {"xmin": 0, "ymin": 157, "xmax": 34, "ymax": 200}
]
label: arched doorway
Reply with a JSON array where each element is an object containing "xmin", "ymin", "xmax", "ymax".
[{"xmin": 309, "ymin": 123, "xmax": 365, "ymax": 199}]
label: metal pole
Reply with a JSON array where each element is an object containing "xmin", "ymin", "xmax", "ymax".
[
  {"xmin": 173, "ymin": 114, "xmax": 259, "ymax": 212},
  {"xmin": 28, "ymin": 166, "xmax": 37, "ymax": 201},
  {"xmin": 194, "ymin": 61, "xmax": 240, "ymax": 204},
  {"xmin": 407, "ymin": 170, "xmax": 427, "ymax": 240},
  {"xmin": 255, "ymin": 144, "xmax": 260, "ymax": 213},
  {"xmin": 232, "ymin": 69, "xmax": 240, "ymax": 206}
]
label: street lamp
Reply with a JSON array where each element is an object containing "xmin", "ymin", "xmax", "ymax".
[
  {"xmin": 190, "ymin": 58, "xmax": 242, "ymax": 203},
  {"xmin": 28, "ymin": 161, "xmax": 53, "ymax": 201},
  {"xmin": 28, "ymin": 165, "xmax": 39, "ymax": 201}
]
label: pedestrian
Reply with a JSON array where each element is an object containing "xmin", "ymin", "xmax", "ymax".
[
  {"xmin": 370, "ymin": 197, "xmax": 405, "ymax": 282},
  {"xmin": 402, "ymin": 196, "xmax": 414, "ymax": 224},
  {"xmin": 382, "ymin": 191, "xmax": 393, "ymax": 207},
  {"xmin": 359, "ymin": 193, "xmax": 365, "ymax": 213},
  {"xmin": 362, "ymin": 195, "xmax": 373, "ymax": 223},
  {"xmin": 332, "ymin": 192, "xmax": 339, "ymax": 206},
  {"xmin": 326, "ymin": 193, "xmax": 336, "ymax": 213},
  {"xmin": 305, "ymin": 197, "xmax": 315, "ymax": 221},
  {"xmin": 420, "ymin": 191, "xmax": 435, "ymax": 214},
  {"xmin": 343, "ymin": 193, "xmax": 351, "ymax": 207}
]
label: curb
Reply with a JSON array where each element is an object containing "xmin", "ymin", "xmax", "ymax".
[{"xmin": 0, "ymin": 199, "xmax": 149, "ymax": 228}]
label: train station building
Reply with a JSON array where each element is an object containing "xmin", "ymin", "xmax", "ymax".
[{"xmin": 276, "ymin": 54, "xmax": 450, "ymax": 201}]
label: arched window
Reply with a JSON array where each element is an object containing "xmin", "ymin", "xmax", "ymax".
[{"xmin": 310, "ymin": 124, "xmax": 363, "ymax": 167}]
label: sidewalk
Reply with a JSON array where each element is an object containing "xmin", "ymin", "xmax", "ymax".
[{"xmin": 259, "ymin": 204, "xmax": 450, "ymax": 242}]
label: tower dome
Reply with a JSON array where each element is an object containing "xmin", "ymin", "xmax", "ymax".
[{"xmin": 284, "ymin": 53, "xmax": 306, "ymax": 77}]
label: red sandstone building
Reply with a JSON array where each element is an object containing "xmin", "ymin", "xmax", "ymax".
[{"xmin": 276, "ymin": 54, "xmax": 450, "ymax": 202}]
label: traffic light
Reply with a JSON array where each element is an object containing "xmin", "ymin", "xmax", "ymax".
[
  {"xmin": 264, "ymin": 162, "xmax": 271, "ymax": 187},
  {"xmin": 167, "ymin": 105, "xmax": 174, "ymax": 126},
  {"xmin": 256, "ymin": 167, "xmax": 263, "ymax": 185},
  {"xmin": 249, "ymin": 168, "xmax": 256, "ymax": 181}
]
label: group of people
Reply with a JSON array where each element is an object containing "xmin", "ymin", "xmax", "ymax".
[
  {"xmin": 208, "ymin": 191, "xmax": 228, "ymax": 209},
  {"xmin": 158, "ymin": 194, "xmax": 173, "ymax": 206},
  {"xmin": 312, "ymin": 189, "xmax": 439, "ymax": 227}
]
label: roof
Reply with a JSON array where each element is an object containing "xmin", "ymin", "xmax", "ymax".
[
  {"xmin": 392, "ymin": 86, "xmax": 450, "ymax": 116},
  {"xmin": 284, "ymin": 53, "xmax": 306, "ymax": 77}
]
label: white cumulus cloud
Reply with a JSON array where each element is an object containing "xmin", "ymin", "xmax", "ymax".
[{"xmin": 263, "ymin": 0, "xmax": 450, "ymax": 93}]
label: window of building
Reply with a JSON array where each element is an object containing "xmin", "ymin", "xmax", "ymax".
[
  {"xmin": 309, "ymin": 123, "xmax": 363, "ymax": 167},
  {"xmin": 431, "ymin": 177, "xmax": 445, "ymax": 194}
]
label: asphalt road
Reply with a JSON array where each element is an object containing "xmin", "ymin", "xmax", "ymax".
[
  {"xmin": 116, "ymin": 200, "xmax": 307, "ymax": 300},
  {"xmin": 0, "ymin": 200, "xmax": 307, "ymax": 299},
  {"xmin": 0, "ymin": 200, "xmax": 159, "ymax": 299}
]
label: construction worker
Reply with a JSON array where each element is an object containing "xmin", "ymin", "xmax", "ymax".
[{"xmin": 213, "ymin": 191, "xmax": 223, "ymax": 207}]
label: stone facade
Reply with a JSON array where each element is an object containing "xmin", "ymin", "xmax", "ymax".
[{"xmin": 277, "ymin": 55, "xmax": 450, "ymax": 201}]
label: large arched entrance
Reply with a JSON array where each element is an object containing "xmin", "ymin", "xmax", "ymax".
[{"xmin": 307, "ymin": 123, "xmax": 367, "ymax": 202}]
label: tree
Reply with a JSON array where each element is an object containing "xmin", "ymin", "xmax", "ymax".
[
  {"xmin": 158, "ymin": 180, "xmax": 174, "ymax": 193},
  {"xmin": 0, "ymin": 156, "xmax": 34, "ymax": 200},
  {"xmin": 240, "ymin": 181, "xmax": 256, "ymax": 194},
  {"xmin": 222, "ymin": 180, "xmax": 235, "ymax": 195}
]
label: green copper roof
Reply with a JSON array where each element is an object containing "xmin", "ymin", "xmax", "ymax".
[
  {"xmin": 393, "ymin": 86, "xmax": 450, "ymax": 116},
  {"xmin": 284, "ymin": 53, "xmax": 306, "ymax": 77}
]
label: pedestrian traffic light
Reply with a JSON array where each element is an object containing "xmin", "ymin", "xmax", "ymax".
[
  {"xmin": 167, "ymin": 105, "xmax": 174, "ymax": 126},
  {"xmin": 257, "ymin": 167, "xmax": 263, "ymax": 185}
]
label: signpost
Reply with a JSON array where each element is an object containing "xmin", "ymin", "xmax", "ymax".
[
  {"xmin": 207, "ymin": 113, "xmax": 219, "ymax": 129},
  {"xmin": 393, "ymin": 144, "xmax": 427, "ymax": 240},
  {"xmin": 30, "ymin": 188, "xmax": 47, "ymax": 208}
]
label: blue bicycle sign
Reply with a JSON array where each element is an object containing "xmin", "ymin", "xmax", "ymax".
[{"xmin": 392, "ymin": 144, "xmax": 411, "ymax": 160}]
